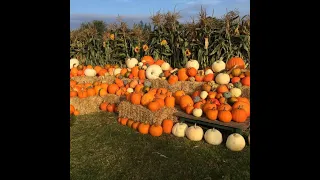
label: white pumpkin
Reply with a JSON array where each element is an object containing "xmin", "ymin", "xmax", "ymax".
[
  {"xmin": 192, "ymin": 108, "xmax": 203, "ymax": 117},
  {"xmin": 70, "ymin": 58, "xmax": 79, "ymax": 69},
  {"xmin": 226, "ymin": 133, "xmax": 246, "ymax": 151},
  {"xmin": 215, "ymin": 73, "xmax": 230, "ymax": 85},
  {"xmin": 125, "ymin": 58, "xmax": 138, "ymax": 68},
  {"xmin": 127, "ymin": 88, "xmax": 134, "ymax": 93},
  {"xmin": 186, "ymin": 124, "xmax": 204, "ymax": 141},
  {"xmin": 84, "ymin": 69, "xmax": 97, "ymax": 77},
  {"xmin": 113, "ymin": 68, "xmax": 122, "ymax": 76},
  {"xmin": 138, "ymin": 62, "xmax": 144, "ymax": 67},
  {"xmin": 248, "ymin": 134, "xmax": 250, "ymax": 145},
  {"xmin": 204, "ymin": 128, "xmax": 223, "ymax": 145},
  {"xmin": 230, "ymin": 88, "xmax": 242, "ymax": 97},
  {"xmin": 200, "ymin": 91, "xmax": 208, "ymax": 99},
  {"xmin": 172, "ymin": 122, "xmax": 188, "ymax": 137},
  {"xmin": 161, "ymin": 62, "xmax": 171, "ymax": 70},
  {"xmin": 205, "ymin": 69, "xmax": 214, "ymax": 75},
  {"xmin": 146, "ymin": 64, "xmax": 163, "ymax": 79},
  {"xmin": 186, "ymin": 60, "xmax": 199, "ymax": 70},
  {"xmin": 212, "ymin": 60, "xmax": 226, "ymax": 72}
]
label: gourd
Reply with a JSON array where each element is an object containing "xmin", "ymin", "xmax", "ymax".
[
  {"xmin": 113, "ymin": 68, "xmax": 122, "ymax": 76},
  {"xmin": 230, "ymin": 88, "xmax": 242, "ymax": 97},
  {"xmin": 205, "ymin": 69, "xmax": 214, "ymax": 75},
  {"xmin": 192, "ymin": 108, "xmax": 203, "ymax": 117},
  {"xmin": 212, "ymin": 59, "xmax": 226, "ymax": 72},
  {"xmin": 146, "ymin": 65, "xmax": 163, "ymax": 79},
  {"xmin": 172, "ymin": 122, "xmax": 188, "ymax": 137},
  {"xmin": 200, "ymin": 91, "xmax": 208, "ymax": 99},
  {"xmin": 186, "ymin": 124, "xmax": 204, "ymax": 141},
  {"xmin": 226, "ymin": 133, "xmax": 246, "ymax": 151},
  {"xmin": 215, "ymin": 73, "xmax": 230, "ymax": 85},
  {"xmin": 161, "ymin": 62, "xmax": 171, "ymax": 70},
  {"xmin": 138, "ymin": 62, "xmax": 144, "ymax": 67},
  {"xmin": 84, "ymin": 69, "xmax": 97, "ymax": 77},
  {"xmin": 125, "ymin": 58, "xmax": 138, "ymax": 68},
  {"xmin": 204, "ymin": 128, "xmax": 223, "ymax": 145},
  {"xmin": 127, "ymin": 88, "xmax": 134, "ymax": 93},
  {"xmin": 70, "ymin": 58, "xmax": 79, "ymax": 69},
  {"xmin": 186, "ymin": 60, "xmax": 199, "ymax": 70}
]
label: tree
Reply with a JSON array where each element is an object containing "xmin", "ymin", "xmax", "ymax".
[{"xmin": 80, "ymin": 20, "xmax": 107, "ymax": 36}]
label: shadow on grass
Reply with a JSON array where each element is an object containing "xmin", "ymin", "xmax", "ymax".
[{"xmin": 70, "ymin": 112, "xmax": 250, "ymax": 180}]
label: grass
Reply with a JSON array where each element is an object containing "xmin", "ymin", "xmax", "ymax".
[{"xmin": 70, "ymin": 112, "xmax": 250, "ymax": 180}]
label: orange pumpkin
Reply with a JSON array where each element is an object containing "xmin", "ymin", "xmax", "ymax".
[
  {"xmin": 232, "ymin": 101, "xmax": 250, "ymax": 117},
  {"xmin": 127, "ymin": 119, "xmax": 134, "ymax": 128},
  {"xmin": 174, "ymin": 90, "xmax": 185, "ymax": 105},
  {"xmin": 70, "ymin": 90, "xmax": 77, "ymax": 98},
  {"xmin": 231, "ymin": 77, "xmax": 241, "ymax": 84},
  {"xmin": 226, "ymin": 57, "xmax": 245, "ymax": 70},
  {"xmin": 217, "ymin": 103, "xmax": 232, "ymax": 111},
  {"xmin": 206, "ymin": 109, "xmax": 218, "ymax": 120},
  {"xmin": 120, "ymin": 68, "xmax": 128, "ymax": 76},
  {"xmin": 155, "ymin": 98, "xmax": 165, "ymax": 108},
  {"xmin": 202, "ymin": 103, "xmax": 217, "ymax": 113},
  {"xmin": 148, "ymin": 101, "xmax": 161, "ymax": 112},
  {"xmin": 138, "ymin": 123, "xmax": 150, "ymax": 134},
  {"xmin": 162, "ymin": 119, "xmax": 174, "ymax": 134},
  {"xmin": 168, "ymin": 75, "xmax": 178, "ymax": 84},
  {"xmin": 70, "ymin": 80, "xmax": 77, "ymax": 87},
  {"xmin": 192, "ymin": 91, "xmax": 201, "ymax": 99},
  {"xmin": 185, "ymin": 105, "xmax": 194, "ymax": 114},
  {"xmin": 131, "ymin": 93, "xmax": 142, "ymax": 105},
  {"xmin": 70, "ymin": 105, "xmax": 75, "ymax": 114},
  {"xmin": 164, "ymin": 94, "xmax": 175, "ymax": 107},
  {"xmin": 78, "ymin": 91, "xmax": 88, "ymax": 98},
  {"xmin": 138, "ymin": 69, "xmax": 146, "ymax": 80},
  {"xmin": 203, "ymin": 74, "xmax": 214, "ymax": 82},
  {"xmin": 87, "ymin": 88, "xmax": 96, "ymax": 96},
  {"xmin": 141, "ymin": 56, "xmax": 154, "ymax": 65},
  {"xmin": 107, "ymin": 103, "xmax": 116, "ymax": 112},
  {"xmin": 187, "ymin": 67, "xmax": 197, "ymax": 77},
  {"xmin": 231, "ymin": 106, "xmax": 248, "ymax": 122},
  {"xmin": 94, "ymin": 66, "xmax": 102, "ymax": 73},
  {"xmin": 107, "ymin": 84, "xmax": 120, "ymax": 94},
  {"xmin": 149, "ymin": 124, "xmax": 163, "ymax": 137},
  {"xmin": 178, "ymin": 68, "xmax": 189, "ymax": 81},
  {"xmin": 217, "ymin": 85, "xmax": 229, "ymax": 94},
  {"xmin": 218, "ymin": 108, "xmax": 232, "ymax": 123},
  {"xmin": 135, "ymin": 84, "xmax": 144, "ymax": 93},
  {"xmin": 179, "ymin": 95, "xmax": 194, "ymax": 110},
  {"xmin": 141, "ymin": 93, "xmax": 154, "ymax": 106},
  {"xmin": 73, "ymin": 110, "xmax": 80, "ymax": 116},
  {"xmin": 163, "ymin": 70, "xmax": 171, "ymax": 78},
  {"xmin": 241, "ymin": 76, "xmax": 250, "ymax": 86},
  {"xmin": 131, "ymin": 66, "xmax": 139, "ymax": 77},
  {"xmin": 154, "ymin": 59, "xmax": 165, "ymax": 66},
  {"xmin": 237, "ymin": 97, "xmax": 250, "ymax": 104},
  {"xmin": 99, "ymin": 88, "xmax": 108, "ymax": 97},
  {"xmin": 100, "ymin": 102, "xmax": 108, "ymax": 111},
  {"xmin": 120, "ymin": 118, "xmax": 129, "ymax": 125},
  {"xmin": 132, "ymin": 121, "xmax": 140, "ymax": 130}
]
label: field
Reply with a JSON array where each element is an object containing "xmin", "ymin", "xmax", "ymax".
[{"xmin": 70, "ymin": 112, "xmax": 250, "ymax": 180}]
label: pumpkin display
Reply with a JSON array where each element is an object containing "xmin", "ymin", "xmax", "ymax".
[
  {"xmin": 215, "ymin": 73, "xmax": 230, "ymax": 85},
  {"xmin": 149, "ymin": 124, "xmax": 163, "ymax": 137},
  {"xmin": 177, "ymin": 68, "xmax": 189, "ymax": 81},
  {"xmin": 125, "ymin": 58, "xmax": 138, "ymax": 68},
  {"xmin": 70, "ymin": 58, "xmax": 79, "ymax": 69},
  {"xmin": 212, "ymin": 59, "xmax": 226, "ymax": 72},
  {"xmin": 204, "ymin": 128, "xmax": 223, "ymax": 145},
  {"xmin": 230, "ymin": 88, "xmax": 242, "ymax": 97},
  {"xmin": 172, "ymin": 122, "xmax": 188, "ymax": 137},
  {"xmin": 226, "ymin": 57, "xmax": 245, "ymax": 70},
  {"xmin": 146, "ymin": 65, "xmax": 163, "ymax": 79},
  {"xmin": 186, "ymin": 60, "xmax": 199, "ymax": 70},
  {"xmin": 186, "ymin": 124, "xmax": 204, "ymax": 141},
  {"xmin": 84, "ymin": 69, "xmax": 97, "ymax": 77},
  {"xmin": 200, "ymin": 91, "xmax": 208, "ymax": 99},
  {"xmin": 192, "ymin": 108, "xmax": 203, "ymax": 117},
  {"xmin": 161, "ymin": 62, "xmax": 171, "ymax": 70},
  {"xmin": 226, "ymin": 133, "xmax": 246, "ymax": 151},
  {"xmin": 162, "ymin": 119, "xmax": 174, "ymax": 134}
]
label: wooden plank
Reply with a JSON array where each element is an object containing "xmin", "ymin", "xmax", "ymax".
[{"xmin": 174, "ymin": 111, "xmax": 250, "ymax": 130}]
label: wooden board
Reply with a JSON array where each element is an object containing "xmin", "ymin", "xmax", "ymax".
[{"xmin": 174, "ymin": 111, "xmax": 250, "ymax": 131}]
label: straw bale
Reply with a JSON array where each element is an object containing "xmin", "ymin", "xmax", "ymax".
[
  {"xmin": 240, "ymin": 86, "xmax": 250, "ymax": 99},
  {"xmin": 71, "ymin": 75, "xmax": 115, "ymax": 84},
  {"xmin": 70, "ymin": 94, "xmax": 120, "ymax": 115},
  {"xmin": 118, "ymin": 101, "xmax": 178, "ymax": 125}
]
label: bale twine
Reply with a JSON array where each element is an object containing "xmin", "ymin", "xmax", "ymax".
[
  {"xmin": 117, "ymin": 101, "xmax": 178, "ymax": 125},
  {"xmin": 70, "ymin": 94, "xmax": 120, "ymax": 115}
]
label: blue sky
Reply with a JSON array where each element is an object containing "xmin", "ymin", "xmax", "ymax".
[{"xmin": 70, "ymin": 0, "xmax": 250, "ymax": 30}]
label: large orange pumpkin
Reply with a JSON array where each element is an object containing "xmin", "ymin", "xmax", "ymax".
[
  {"xmin": 226, "ymin": 57, "xmax": 245, "ymax": 70},
  {"xmin": 141, "ymin": 56, "xmax": 154, "ymax": 65},
  {"xmin": 149, "ymin": 124, "xmax": 163, "ymax": 137},
  {"xmin": 179, "ymin": 95, "xmax": 194, "ymax": 110},
  {"xmin": 108, "ymin": 84, "xmax": 120, "ymax": 94},
  {"xmin": 138, "ymin": 123, "xmax": 150, "ymax": 134}
]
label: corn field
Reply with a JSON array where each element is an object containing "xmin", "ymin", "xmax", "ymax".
[{"xmin": 70, "ymin": 8, "xmax": 250, "ymax": 69}]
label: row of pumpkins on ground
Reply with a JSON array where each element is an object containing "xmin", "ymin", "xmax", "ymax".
[
  {"xmin": 118, "ymin": 117, "xmax": 249, "ymax": 152},
  {"xmin": 70, "ymin": 56, "xmax": 250, "ymax": 86}
]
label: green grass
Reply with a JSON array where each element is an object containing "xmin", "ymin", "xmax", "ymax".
[{"xmin": 70, "ymin": 112, "xmax": 250, "ymax": 180}]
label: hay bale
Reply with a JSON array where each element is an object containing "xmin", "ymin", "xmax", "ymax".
[
  {"xmin": 71, "ymin": 75, "xmax": 115, "ymax": 84},
  {"xmin": 241, "ymin": 86, "xmax": 250, "ymax": 99},
  {"xmin": 118, "ymin": 101, "xmax": 178, "ymax": 125},
  {"xmin": 70, "ymin": 94, "xmax": 120, "ymax": 115}
]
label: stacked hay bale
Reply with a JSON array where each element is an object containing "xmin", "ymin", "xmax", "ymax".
[
  {"xmin": 70, "ymin": 94, "xmax": 120, "ymax": 115},
  {"xmin": 117, "ymin": 101, "xmax": 178, "ymax": 125},
  {"xmin": 71, "ymin": 75, "xmax": 115, "ymax": 84}
]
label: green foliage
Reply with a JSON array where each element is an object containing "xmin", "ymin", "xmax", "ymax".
[{"xmin": 70, "ymin": 9, "xmax": 250, "ymax": 69}]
